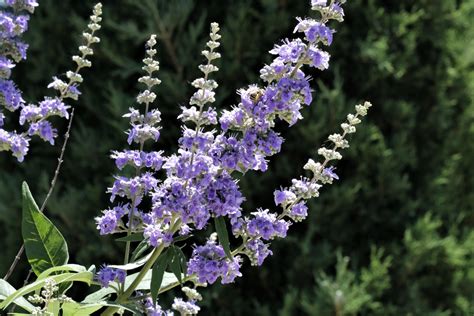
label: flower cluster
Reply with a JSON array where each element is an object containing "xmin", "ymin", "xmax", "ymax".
[
  {"xmin": 0, "ymin": 2, "xmax": 102, "ymax": 161},
  {"xmin": 95, "ymin": 34, "xmax": 163, "ymax": 251},
  {"xmin": 96, "ymin": 266, "xmax": 126, "ymax": 288},
  {"xmin": 187, "ymin": 236, "xmax": 242, "ymax": 285},
  {"xmin": 94, "ymin": 1, "xmax": 372, "ymax": 315}
]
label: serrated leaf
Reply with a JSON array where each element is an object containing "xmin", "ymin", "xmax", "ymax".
[
  {"xmin": 151, "ymin": 249, "xmax": 171, "ymax": 304},
  {"xmin": 0, "ymin": 279, "xmax": 34, "ymax": 312},
  {"xmin": 21, "ymin": 182, "xmax": 69, "ymax": 276},
  {"xmin": 214, "ymin": 217, "xmax": 232, "ymax": 259},
  {"xmin": 116, "ymin": 233, "xmax": 144, "ymax": 242}
]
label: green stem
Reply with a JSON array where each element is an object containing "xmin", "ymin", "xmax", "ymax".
[{"xmin": 101, "ymin": 244, "xmax": 165, "ymax": 316}]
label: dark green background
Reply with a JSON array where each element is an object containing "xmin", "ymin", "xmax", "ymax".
[{"xmin": 1, "ymin": 0, "xmax": 473, "ymax": 315}]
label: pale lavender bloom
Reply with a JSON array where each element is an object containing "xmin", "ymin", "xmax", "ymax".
[
  {"xmin": 323, "ymin": 166, "xmax": 339, "ymax": 180},
  {"xmin": 172, "ymin": 298, "xmax": 200, "ymax": 315}
]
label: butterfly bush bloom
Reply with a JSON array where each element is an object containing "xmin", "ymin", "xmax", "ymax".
[
  {"xmin": 0, "ymin": 2, "xmax": 102, "ymax": 161},
  {"xmin": 97, "ymin": 1, "xmax": 373, "ymax": 314}
]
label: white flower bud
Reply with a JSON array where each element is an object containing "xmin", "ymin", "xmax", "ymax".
[
  {"xmin": 341, "ymin": 123, "xmax": 356, "ymax": 134},
  {"xmin": 347, "ymin": 114, "xmax": 361, "ymax": 125},
  {"xmin": 318, "ymin": 147, "xmax": 342, "ymax": 161}
]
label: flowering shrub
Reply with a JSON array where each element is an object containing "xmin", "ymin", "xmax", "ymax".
[{"xmin": 0, "ymin": 0, "xmax": 374, "ymax": 315}]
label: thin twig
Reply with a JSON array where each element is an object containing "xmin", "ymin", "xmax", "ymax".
[{"xmin": 3, "ymin": 109, "xmax": 76, "ymax": 282}]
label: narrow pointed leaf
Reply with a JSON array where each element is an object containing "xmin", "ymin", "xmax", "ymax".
[
  {"xmin": 0, "ymin": 279, "xmax": 34, "ymax": 312},
  {"xmin": 151, "ymin": 249, "xmax": 171, "ymax": 304},
  {"xmin": 169, "ymin": 247, "xmax": 183, "ymax": 284},
  {"xmin": 131, "ymin": 239, "xmax": 150, "ymax": 262},
  {"xmin": 116, "ymin": 233, "xmax": 144, "ymax": 242},
  {"xmin": 21, "ymin": 182, "xmax": 69, "ymax": 276},
  {"xmin": 214, "ymin": 217, "xmax": 232, "ymax": 259}
]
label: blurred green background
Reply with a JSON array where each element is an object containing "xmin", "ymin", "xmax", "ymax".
[{"xmin": 1, "ymin": 0, "xmax": 474, "ymax": 315}]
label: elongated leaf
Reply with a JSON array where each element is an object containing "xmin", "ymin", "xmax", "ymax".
[
  {"xmin": 83, "ymin": 270, "xmax": 178, "ymax": 304},
  {"xmin": 169, "ymin": 247, "xmax": 183, "ymax": 285},
  {"xmin": 0, "ymin": 271, "xmax": 93, "ymax": 309},
  {"xmin": 151, "ymin": 250, "xmax": 171, "ymax": 304},
  {"xmin": 174, "ymin": 246, "xmax": 188, "ymax": 278},
  {"xmin": 172, "ymin": 235, "xmax": 191, "ymax": 243},
  {"xmin": 21, "ymin": 182, "xmax": 69, "ymax": 275},
  {"xmin": 0, "ymin": 280, "xmax": 34, "ymax": 312},
  {"xmin": 116, "ymin": 233, "xmax": 144, "ymax": 242},
  {"xmin": 62, "ymin": 301, "xmax": 135, "ymax": 315},
  {"xmin": 131, "ymin": 240, "xmax": 150, "ymax": 262},
  {"xmin": 37, "ymin": 264, "xmax": 87, "ymax": 280},
  {"xmin": 214, "ymin": 217, "xmax": 232, "ymax": 259},
  {"xmin": 109, "ymin": 251, "xmax": 153, "ymax": 271}
]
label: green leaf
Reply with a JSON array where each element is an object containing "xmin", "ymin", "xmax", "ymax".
[
  {"xmin": 169, "ymin": 247, "xmax": 183, "ymax": 285},
  {"xmin": 175, "ymin": 246, "xmax": 188, "ymax": 278},
  {"xmin": 172, "ymin": 235, "xmax": 191, "ymax": 243},
  {"xmin": 109, "ymin": 251, "xmax": 153, "ymax": 271},
  {"xmin": 116, "ymin": 233, "xmax": 144, "ymax": 242},
  {"xmin": 0, "ymin": 271, "xmax": 93, "ymax": 309},
  {"xmin": 82, "ymin": 270, "xmax": 178, "ymax": 304},
  {"xmin": 37, "ymin": 264, "xmax": 87, "ymax": 280},
  {"xmin": 46, "ymin": 300, "xmax": 60, "ymax": 315},
  {"xmin": 130, "ymin": 240, "xmax": 150, "ymax": 262},
  {"xmin": 21, "ymin": 182, "xmax": 69, "ymax": 276},
  {"xmin": 62, "ymin": 301, "xmax": 135, "ymax": 315},
  {"xmin": 0, "ymin": 279, "xmax": 34, "ymax": 312},
  {"xmin": 151, "ymin": 249, "xmax": 171, "ymax": 304},
  {"xmin": 214, "ymin": 217, "xmax": 232, "ymax": 259}
]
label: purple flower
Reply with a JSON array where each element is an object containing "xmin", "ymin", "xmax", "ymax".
[
  {"xmin": 187, "ymin": 239, "xmax": 242, "ymax": 284},
  {"xmin": 0, "ymin": 79, "xmax": 24, "ymax": 111},
  {"xmin": 27, "ymin": 121, "xmax": 56, "ymax": 145},
  {"xmin": 246, "ymin": 239, "xmax": 272, "ymax": 266},
  {"xmin": 323, "ymin": 166, "xmax": 339, "ymax": 180},
  {"xmin": 0, "ymin": 129, "xmax": 29, "ymax": 162},
  {"xmin": 95, "ymin": 205, "xmax": 128, "ymax": 235},
  {"xmin": 144, "ymin": 224, "xmax": 173, "ymax": 247},
  {"xmin": 0, "ymin": 56, "xmax": 15, "ymax": 79},
  {"xmin": 96, "ymin": 266, "xmax": 126, "ymax": 288},
  {"xmin": 289, "ymin": 202, "xmax": 308, "ymax": 221},
  {"xmin": 274, "ymin": 189, "xmax": 296, "ymax": 206},
  {"xmin": 246, "ymin": 209, "xmax": 290, "ymax": 240}
]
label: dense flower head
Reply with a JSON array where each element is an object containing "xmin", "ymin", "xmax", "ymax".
[
  {"xmin": 143, "ymin": 224, "xmax": 173, "ymax": 247},
  {"xmin": 96, "ymin": 266, "xmax": 126, "ymax": 288},
  {"xmin": 142, "ymin": 296, "xmax": 173, "ymax": 316},
  {"xmin": 245, "ymin": 239, "xmax": 273, "ymax": 266},
  {"xmin": 0, "ymin": 79, "xmax": 23, "ymax": 110},
  {"xmin": 5, "ymin": 0, "xmax": 39, "ymax": 14},
  {"xmin": 187, "ymin": 238, "xmax": 242, "ymax": 284},
  {"xmin": 111, "ymin": 149, "xmax": 164, "ymax": 170},
  {"xmin": 0, "ymin": 129, "xmax": 28, "ymax": 161},
  {"xmin": 172, "ymin": 298, "xmax": 200, "ymax": 315},
  {"xmin": 95, "ymin": 204, "xmax": 128, "ymax": 235},
  {"xmin": 246, "ymin": 209, "xmax": 290, "ymax": 240},
  {"xmin": 109, "ymin": 172, "xmax": 159, "ymax": 204}
]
